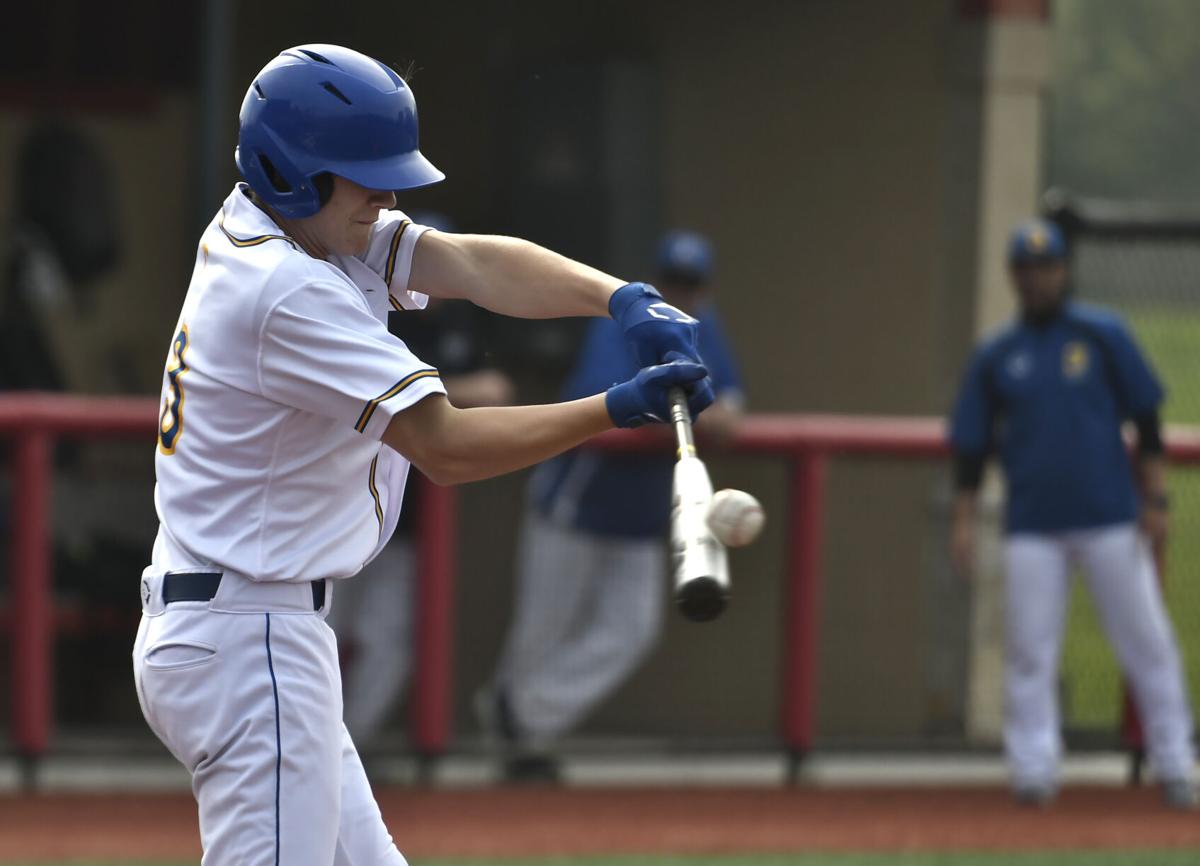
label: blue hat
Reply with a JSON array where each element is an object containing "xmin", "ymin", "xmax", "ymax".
[
  {"xmin": 657, "ymin": 230, "xmax": 713, "ymax": 282},
  {"xmin": 1007, "ymin": 219, "xmax": 1066, "ymax": 265}
]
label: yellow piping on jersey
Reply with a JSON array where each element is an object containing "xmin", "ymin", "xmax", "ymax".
[
  {"xmin": 218, "ymin": 213, "xmax": 298, "ymax": 250},
  {"xmin": 354, "ymin": 368, "xmax": 441, "ymax": 433},
  {"xmin": 368, "ymin": 453, "xmax": 384, "ymax": 534},
  {"xmin": 384, "ymin": 220, "xmax": 411, "ymax": 285}
]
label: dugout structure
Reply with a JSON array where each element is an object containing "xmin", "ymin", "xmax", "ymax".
[{"xmin": 1043, "ymin": 189, "xmax": 1200, "ymax": 763}]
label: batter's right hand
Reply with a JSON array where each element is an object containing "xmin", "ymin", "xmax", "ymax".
[{"xmin": 605, "ymin": 359, "xmax": 712, "ymax": 428}]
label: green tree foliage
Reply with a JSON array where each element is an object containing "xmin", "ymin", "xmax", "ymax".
[{"xmin": 1051, "ymin": 0, "xmax": 1200, "ymax": 200}]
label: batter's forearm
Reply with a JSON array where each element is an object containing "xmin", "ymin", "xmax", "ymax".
[
  {"xmin": 384, "ymin": 393, "xmax": 612, "ymax": 485},
  {"xmin": 411, "ymin": 232, "xmax": 621, "ymax": 319}
]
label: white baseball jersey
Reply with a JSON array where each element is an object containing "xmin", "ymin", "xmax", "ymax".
[{"xmin": 148, "ymin": 183, "xmax": 446, "ymax": 582}]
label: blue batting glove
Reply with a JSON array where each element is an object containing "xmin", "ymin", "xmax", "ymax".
[
  {"xmin": 605, "ymin": 359, "xmax": 714, "ymax": 429},
  {"xmin": 609, "ymin": 282, "xmax": 702, "ymax": 367}
]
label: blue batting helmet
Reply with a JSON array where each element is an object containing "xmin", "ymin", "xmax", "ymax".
[
  {"xmin": 1007, "ymin": 218, "xmax": 1066, "ymax": 265},
  {"xmin": 235, "ymin": 45, "xmax": 444, "ymax": 219},
  {"xmin": 657, "ymin": 230, "xmax": 713, "ymax": 282}
]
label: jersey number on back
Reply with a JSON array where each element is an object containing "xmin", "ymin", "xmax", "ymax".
[{"xmin": 159, "ymin": 326, "xmax": 190, "ymax": 455}]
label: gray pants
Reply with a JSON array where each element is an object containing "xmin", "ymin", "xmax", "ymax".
[
  {"xmin": 1004, "ymin": 523, "xmax": 1195, "ymax": 786},
  {"xmin": 495, "ymin": 513, "xmax": 666, "ymax": 741}
]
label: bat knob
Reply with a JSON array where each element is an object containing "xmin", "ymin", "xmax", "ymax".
[{"xmin": 675, "ymin": 576, "xmax": 728, "ymax": 622}]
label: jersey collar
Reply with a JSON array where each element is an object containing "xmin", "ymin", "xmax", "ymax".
[{"xmin": 217, "ymin": 184, "xmax": 299, "ymax": 250}]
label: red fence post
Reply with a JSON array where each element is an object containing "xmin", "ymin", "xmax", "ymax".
[
  {"xmin": 10, "ymin": 431, "xmax": 53, "ymax": 772},
  {"xmin": 783, "ymin": 449, "xmax": 828, "ymax": 780},
  {"xmin": 411, "ymin": 475, "xmax": 458, "ymax": 765}
]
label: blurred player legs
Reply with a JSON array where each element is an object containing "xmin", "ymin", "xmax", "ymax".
[
  {"xmin": 1003, "ymin": 533, "xmax": 1072, "ymax": 789},
  {"xmin": 1004, "ymin": 524, "xmax": 1194, "ymax": 789},
  {"xmin": 493, "ymin": 513, "xmax": 665, "ymax": 745},
  {"xmin": 480, "ymin": 230, "xmax": 741, "ymax": 781},
  {"xmin": 327, "ymin": 542, "xmax": 416, "ymax": 745}
]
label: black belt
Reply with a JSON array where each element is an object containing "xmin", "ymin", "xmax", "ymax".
[{"xmin": 162, "ymin": 571, "xmax": 326, "ymax": 610}]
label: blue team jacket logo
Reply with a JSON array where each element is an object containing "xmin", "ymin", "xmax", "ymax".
[{"xmin": 1062, "ymin": 341, "xmax": 1090, "ymax": 380}]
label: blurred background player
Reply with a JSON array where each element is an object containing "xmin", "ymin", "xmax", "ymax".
[
  {"xmin": 479, "ymin": 230, "xmax": 744, "ymax": 781},
  {"xmin": 949, "ymin": 218, "xmax": 1196, "ymax": 808},
  {"xmin": 2, "ymin": 120, "xmax": 123, "ymax": 393},
  {"xmin": 329, "ymin": 212, "xmax": 517, "ymax": 752}
]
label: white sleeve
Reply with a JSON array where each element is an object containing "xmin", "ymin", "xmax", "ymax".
[
  {"xmin": 360, "ymin": 211, "xmax": 432, "ymax": 312},
  {"xmin": 258, "ymin": 280, "xmax": 446, "ymax": 440}
]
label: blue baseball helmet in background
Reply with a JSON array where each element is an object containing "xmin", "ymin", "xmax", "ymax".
[
  {"xmin": 657, "ymin": 230, "xmax": 714, "ymax": 282},
  {"xmin": 235, "ymin": 45, "xmax": 444, "ymax": 219},
  {"xmin": 1007, "ymin": 218, "xmax": 1066, "ymax": 265}
]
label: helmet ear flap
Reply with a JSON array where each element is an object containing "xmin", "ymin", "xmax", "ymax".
[
  {"xmin": 234, "ymin": 138, "xmax": 322, "ymax": 218},
  {"xmin": 258, "ymin": 154, "xmax": 292, "ymax": 194}
]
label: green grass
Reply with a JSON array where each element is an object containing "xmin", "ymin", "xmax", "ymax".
[
  {"xmin": 9, "ymin": 853, "xmax": 1200, "ymax": 866},
  {"xmin": 1060, "ymin": 307, "xmax": 1200, "ymax": 727}
]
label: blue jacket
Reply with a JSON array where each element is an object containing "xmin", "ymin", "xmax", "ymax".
[{"xmin": 949, "ymin": 302, "xmax": 1163, "ymax": 534}]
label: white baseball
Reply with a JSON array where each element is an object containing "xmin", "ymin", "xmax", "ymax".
[{"xmin": 706, "ymin": 488, "xmax": 765, "ymax": 547}]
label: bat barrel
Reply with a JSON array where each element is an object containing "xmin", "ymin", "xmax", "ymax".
[
  {"xmin": 668, "ymin": 387, "xmax": 730, "ymax": 623},
  {"xmin": 675, "ymin": 575, "xmax": 728, "ymax": 622}
]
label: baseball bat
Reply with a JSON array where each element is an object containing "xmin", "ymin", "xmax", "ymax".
[{"xmin": 668, "ymin": 387, "xmax": 730, "ymax": 622}]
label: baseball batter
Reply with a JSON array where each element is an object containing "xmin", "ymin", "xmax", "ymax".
[
  {"xmin": 950, "ymin": 218, "xmax": 1196, "ymax": 808},
  {"xmin": 132, "ymin": 44, "xmax": 713, "ymax": 865}
]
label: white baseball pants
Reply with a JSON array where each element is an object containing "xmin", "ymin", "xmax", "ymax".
[
  {"xmin": 327, "ymin": 540, "xmax": 417, "ymax": 745},
  {"xmin": 133, "ymin": 571, "xmax": 407, "ymax": 866},
  {"xmin": 495, "ymin": 513, "xmax": 665, "ymax": 741},
  {"xmin": 1004, "ymin": 522, "xmax": 1195, "ymax": 787}
]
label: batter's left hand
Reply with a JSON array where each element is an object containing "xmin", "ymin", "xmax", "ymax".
[{"xmin": 610, "ymin": 282, "xmax": 701, "ymax": 366}]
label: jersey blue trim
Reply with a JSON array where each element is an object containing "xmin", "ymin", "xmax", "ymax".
[
  {"xmin": 264, "ymin": 613, "xmax": 281, "ymax": 866},
  {"xmin": 354, "ymin": 368, "xmax": 441, "ymax": 433},
  {"xmin": 384, "ymin": 220, "xmax": 411, "ymax": 285},
  {"xmin": 385, "ymin": 221, "xmax": 412, "ymax": 311},
  {"xmin": 218, "ymin": 212, "xmax": 298, "ymax": 250},
  {"xmin": 368, "ymin": 453, "xmax": 384, "ymax": 534}
]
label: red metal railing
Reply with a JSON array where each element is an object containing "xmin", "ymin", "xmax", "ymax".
[{"xmin": 5, "ymin": 394, "xmax": 1200, "ymax": 768}]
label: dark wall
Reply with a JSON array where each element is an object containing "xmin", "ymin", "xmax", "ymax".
[
  {"xmin": 223, "ymin": 0, "xmax": 977, "ymax": 742},
  {"xmin": 1, "ymin": 0, "xmax": 989, "ymax": 743}
]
